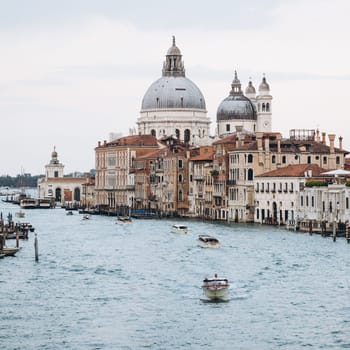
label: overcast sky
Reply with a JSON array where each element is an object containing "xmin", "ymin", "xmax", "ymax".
[{"xmin": 1, "ymin": 0, "xmax": 350, "ymax": 176}]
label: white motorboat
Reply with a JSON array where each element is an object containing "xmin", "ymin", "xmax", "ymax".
[
  {"xmin": 202, "ymin": 274, "xmax": 229, "ymax": 300},
  {"xmin": 82, "ymin": 214, "xmax": 90, "ymax": 220},
  {"xmin": 198, "ymin": 235, "xmax": 220, "ymax": 248},
  {"xmin": 171, "ymin": 224, "xmax": 190, "ymax": 233}
]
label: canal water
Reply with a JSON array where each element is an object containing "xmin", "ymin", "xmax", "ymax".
[{"xmin": 1, "ymin": 199, "xmax": 350, "ymax": 350}]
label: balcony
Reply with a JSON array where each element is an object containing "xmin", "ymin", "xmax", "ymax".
[
  {"xmin": 213, "ymin": 191, "xmax": 224, "ymax": 197},
  {"xmin": 126, "ymin": 185, "xmax": 135, "ymax": 190}
]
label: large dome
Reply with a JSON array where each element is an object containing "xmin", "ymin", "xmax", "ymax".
[
  {"xmin": 217, "ymin": 71, "xmax": 256, "ymax": 121},
  {"xmin": 141, "ymin": 36, "xmax": 206, "ymax": 111},
  {"xmin": 141, "ymin": 76, "xmax": 206, "ymax": 110}
]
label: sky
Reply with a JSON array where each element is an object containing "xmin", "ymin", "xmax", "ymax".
[{"xmin": 1, "ymin": 0, "xmax": 350, "ymax": 176}]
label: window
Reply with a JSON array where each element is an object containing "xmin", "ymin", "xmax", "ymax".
[
  {"xmin": 247, "ymin": 154, "xmax": 253, "ymax": 163},
  {"xmin": 282, "ymin": 156, "xmax": 286, "ymax": 164},
  {"xmin": 184, "ymin": 129, "xmax": 190, "ymax": 143},
  {"xmin": 54, "ymin": 171, "xmax": 59, "ymax": 178},
  {"xmin": 272, "ymin": 155, "xmax": 276, "ymax": 164},
  {"xmin": 301, "ymin": 196, "xmax": 304, "ymax": 206},
  {"xmin": 247, "ymin": 169, "xmax": 253, "ymax": 181},
  {"xmin": 178, "ymin": 174, "xmax": 183, "ymax": 182},
  {"xmin": 336, "ymin": 156, "xmax": 340, "ymax": 165},
  {"xmin": 347, "ymin": 198, "xmax": 349, "ymax": 209},
  {"xmin": 312, "ymin": 196, "xmax": 314, "ymax": 207},
  {"xmin": 151, "ymin": 129, "xmax": 156, "ymax": 137},
  {"xmin": 178, "ymin": 190, "xmax": 183, "ymax": 201},
  {"xmin": 307, "ymin": 156, "xmax": 311, "ymax": 164},
  {"xmin": 178, "ymin": 159, "xmax": 183, "ymax": 168},
  {"xmin": 226, "ymin": 124, "xmax": 230, "ymax": 132},
  {"xmin": 175, "ymin": 129, "xmax": 180, "ymax": 139},
  {"xmin": 323, "ymin": 156, "xmax": 327, "ymax": 164}
]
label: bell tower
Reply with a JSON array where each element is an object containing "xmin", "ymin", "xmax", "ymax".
[
  {"xmin": 256, "ymin": 75, "xmax": 272, "ymax": 132},
  {"xmin": 45, "ymin": 147, "xmax": 64, "ymax": 179}
]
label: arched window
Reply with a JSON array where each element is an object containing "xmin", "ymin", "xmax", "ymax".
[
  {"xmin": 247, "ymin": 168, "xmax": 253, "ymax": 181},
  {"xmin": 178, "ymin": 189, "xmax": 183, "ymax": 201},
  {"xmin": 151, "ymin": 129, "xmax": 156, "ymax": 137},
  {"xmin": 262, "ymin": 103, "xmax": 266, "ymax": 112},
  {"xmin": 247, "ymin": 154, "xmax": 253, "ymax": 163},
  {"xmin": 266, "ymin": 103, "xmax": 270, "ymax": 112},
  {"xmin": 272, "ymin": 155, "xmax": 276, "ymax": 163},
  {"xmin": 55, "ymin": 188, "xmax": 62, "ymax": 202},
  {"xmin": 178, "ymin": 174, "xmax": 183, "ymax": 182},
  {"xmin": 175, "ymin": 129, "xmax": 180, "ymax": 139},
  {"xmin": 74, "ymin": 187, "xmax": 81, "ymax": 201},
  {"xmin": 184, "ymin": 129, "xmax": 190, "ymax": 143}
]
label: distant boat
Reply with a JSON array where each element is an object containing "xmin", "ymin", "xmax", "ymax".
[
  {"xmin": 171, "ymin": 224, "xmax": 190, "ymax": 233},
  {"xmin": 198, "ymin": 235, "xmax": 220, "ymax": 248},
  {"xmin": 116, "ymin": 216, "xmax": 132, "ymax": 224},
  {"xmin": 82, "ymin": 214, "xmax": 90, "ymax": 220},
  {"xmin": 20, "ymin": 198, "xmax": 37, "ymax": 209},
  {"xmin": 202, "ymin": 274, "xmax": 229, "ymax": 300},
  {"xmin": 15, "ymin": 210, "xmax": 25, "ymax": 218},
  {"xmin": 66, "ymin": 211, "xmax": 73, "ymax": 216}
]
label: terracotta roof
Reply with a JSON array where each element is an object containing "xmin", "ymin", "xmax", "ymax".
[
  {"xmin": 256, "ymin": 164, "xmax": 328, "ymax": 178},
  {"xmin": 190, "ymin": 152, "xmax": 213, "ymax": 161},
  {"xmin": 98, "ymin": 135, "xmax": 158, "ymax": 148},
  {"xmin": 45, "ymin": 177, "xmax": 87, "ymax": 183}
]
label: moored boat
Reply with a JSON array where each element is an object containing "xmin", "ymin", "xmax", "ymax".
[
  {"xmin": 171, "ymin": 224, "xmax": 190, "ymax": 233},
  {"xmin": 1, "ymin": 247, "xmax": 20, "ymax": 256},
  {"xmin": 202, "ymin": 274, "xmax": 229, "ymax": 300},
  {"xmin": 198, "ymin": 235, "xmax": 220, "ymax": 248},
  {"xmin": 20, "ymin": 198, "xmax": 37, "ymax": 209}
]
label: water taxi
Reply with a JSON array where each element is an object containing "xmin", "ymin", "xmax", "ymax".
[
  {"xmin": 171, "ymin": 224, "xmax": 190, "ymax": 233},
  {"xmin": 202, "ymin": 274, "xmax": 229, "ymax": 300},
  {"xmin": 198, "ymin": 235, "xmax": 220, "ymax": 248}
]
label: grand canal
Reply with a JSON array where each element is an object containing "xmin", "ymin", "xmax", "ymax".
[{"xmin": 1, "ymin": 199, "xmax": 350, "ymax": 350}]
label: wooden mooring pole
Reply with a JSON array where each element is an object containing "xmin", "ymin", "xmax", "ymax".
[{"xmin": 34, "ymin": 233, "xmax": 39, "ymax": 262}]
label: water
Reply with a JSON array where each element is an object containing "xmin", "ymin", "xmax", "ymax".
[{"xmin": 1, "ymin": 200, "xmax": 350, "ymax": 349}]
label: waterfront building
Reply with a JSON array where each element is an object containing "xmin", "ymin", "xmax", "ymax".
[
  {"xmin": 299, "ymin": 178, "xmax": 350, "ymax": 231},
  {"xmin": 37, "ymin": 148, "xmax": 89, "ymax": 205},
  {"xmin": 94, "ymin": 135, "xmax": 160, "ymax": 210},
  {"xmin": 137, "ymin": 37, "xmax": 211, "ymax": 146},
  {"xmin": 254, "ymin": 163, "xmax": 327, "ymax": 226},
  {"xmin": 188, "ymin": 146, "xmax": 213, "ymax": 217}
]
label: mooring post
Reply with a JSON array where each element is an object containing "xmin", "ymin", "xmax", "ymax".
[
  {"xmin": 34, "ymin": 233, "xmax": 39, "ymax": 262},
  {"xmin": 333, "ymin": 219, "xmax": 337, "ymax": 242},
  {"xmin": 346, "ymin": 221, "xmax": 350, "ymax": 244},
  {"xmin": 16, "ymin": 231, "xmax": 19, "ymax": 248}
]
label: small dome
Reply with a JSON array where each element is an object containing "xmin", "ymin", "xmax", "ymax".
[
  {"xmin": 217, "ymin": 71, "xmax": 256, "ymax": 121},
  {"xmin": 217, "ymin": 95, "xmax": 256, "ymax": 121},
  {"xmin": 51, "ymin": 147, "xmax": 57, "ymax": 158},
  {"xmin": 259, "ymin": 76, "xmax": 270, "ymax": 92},
  {"xmin": 245, "ymin": 81, "xmax": 256, "ymax": 95}
]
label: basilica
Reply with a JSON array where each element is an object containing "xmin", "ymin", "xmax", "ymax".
[{"xmin": 137, "ymin": 36, "xmax": 272, "ymax": 141}]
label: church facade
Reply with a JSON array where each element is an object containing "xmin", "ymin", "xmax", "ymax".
[{"xmin": 137, "ymin": 37, "xmax": 211, "ymax": 146}]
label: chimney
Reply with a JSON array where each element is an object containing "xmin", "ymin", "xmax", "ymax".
[
  {"xmin": 316, "ymin": 129, "xmax": 320, "ymax": 143},
  {"xmin": 98, "ymin": 141, "xmax": 101, "ymax": 147},
  {"xmin": 339, "ymin": 136, "xmax": 343, "ymax": 151},
  {"xmin": 322, "ymin": 132, "xmax": 326, "ymax": 145},
  {"xmin": 104, "ymin": 140, "xmax": 107, "ymax": 146},
  {"xmin": 328, "ymin": 134, "xmax": 335, "ymax": 153}
]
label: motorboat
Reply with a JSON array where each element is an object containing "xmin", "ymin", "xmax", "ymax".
[
  {"xmin": 202, "ymin": 274, "xmax": 229, "ymax": 300},
  {"xmin": 171, "ymin": 224, "xmax": 190, "ymax": 233},
  {"xmin": 116, "ymin": 216, "xmax": 132, "ymax": 224},
  {"xmin": 198, "ymin": 235, "xmax": 220, "ymax": 248},
  {"xmin": 66, "ymin": 211, "xmax": 73, "ymax": 216},
  {"xmin": 82, "ymin": 214, "xmax": 90, "ymax": 220}
]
